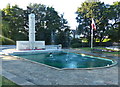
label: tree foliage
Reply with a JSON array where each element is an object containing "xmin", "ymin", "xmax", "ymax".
[
  {"xmin": 1, "ymin": 3, "xmax": 71, "ymax": 47},
  {"xmin": 76, "ymin": 1, "xmax": 120, "ymax": 43},
  {"xmin": 107, "ymin": 1, "xmax": 120, "ymax": 42},
  {"xmin": 2, "ymin": 4, "xmax": 27, "ymax": 41}
]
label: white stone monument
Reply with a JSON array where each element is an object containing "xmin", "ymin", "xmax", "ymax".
[
  {"xmin": 16, "ymin": 13, "xmax": 45, "ymax": 50},
  {"xmin": 29, "ymin": 13, "xmax": 35, "ymax": 49}
]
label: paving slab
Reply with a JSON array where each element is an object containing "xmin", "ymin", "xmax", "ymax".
[{"xmin": 1, "ymin": 48, "xmax": 119, "ymax": 86}]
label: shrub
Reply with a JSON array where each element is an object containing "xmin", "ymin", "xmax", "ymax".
[
  {"xmin": 71, "ymin": 38, "xmax": 82, "ymax": 45},
  {"xmin": 71, "ymin": 43, "xmax": 81, "ymax": 48}
]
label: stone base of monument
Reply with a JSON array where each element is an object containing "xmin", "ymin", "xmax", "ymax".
[
  {"xmin": 16, "ymin": 41, "xmax": 45, "ymax": 50},
  {"xmin": 2, "ymin": 48, "xmax": 62, "ymax": 56},
  {"xmin": 2, "ymin": 13, "xmax": 63, "ymax": 56},
  {"xmin": 2, "ymin": 44, "xmax": 62, "ymax": 55}
]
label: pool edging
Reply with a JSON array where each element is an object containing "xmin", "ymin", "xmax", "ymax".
[
  {"xmin": 62, "ymin": 51, "xmax": 118, "ymax": 70},
  {"xmin": 7, "ymin": 51, "xmax": 118, "ymax": 70},
  {"xmin": 12, "ymin": 55, "xmax": 62, "ymax": 71}
]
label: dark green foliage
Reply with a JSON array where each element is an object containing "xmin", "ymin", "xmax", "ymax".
[
  {"xmin": 71, "ymin": 38, "xmax": 90, "ymax": 48},
  {"xmin": 71, "ymin": 38, "xmax": 82, "ymax": 48},
  {"xmin": 71, "ymin": 43, "xmax": 81, "ymax": 48},
  {"xmin": 71, "ymin": 38, "xmax": 82, "ymax": 44},
  {"xmin": 94, "ymin": 42, "xmax": 113, "ymax": 47},
  {"xmin": 76, "ymin": 1, "xmax": 120, "ymax": 43},
  {"xmin": 1, "ymin": 3, "xmax": 70, "ymax": 47},
  {"xmin": 2, "ymin": 4, "xmax": 28, "ymax": 42},
  {"xmin": 55, "ymin": 28, "xmax": 71, "ymax": 48},
  {"xmin": 76, "ymin": 2, "xmax": 110, "ymax": 43},
  {"xmin": 71, "ymin": 42, "xmax": 90, "ymax": 48},
  {"xmin": 107, "ymin": 2, "xmax": 120, "ymax": 42}
]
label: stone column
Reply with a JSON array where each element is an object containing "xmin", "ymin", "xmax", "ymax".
[{"xmin": 29, "ymin": 13, "xmax": 35, "ymax": 49}]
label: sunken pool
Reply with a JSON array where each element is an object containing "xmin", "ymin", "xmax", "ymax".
[{"xmin": 15, "ymin": 52, "xmax": 117, "ymax": 69}]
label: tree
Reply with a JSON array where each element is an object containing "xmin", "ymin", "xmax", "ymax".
[
  {"xmin": 2, "ymin": 3, "xmax": 70, "ymax": 47},
  {"xmin": 107, "ymin": 1, "xmax": 120, "ymax": 42},
  {"xmin": 55, "ymin": 14, "xmax": 71, "ymax": 47},
  {"xmin": 76, "ymin": 2, "xmax": 111, "ymax": 44},
  {"xmin": 26, "ymin": 3, "xmax": 70, "ymax": 45},
  {"xmin": 2, "ymin": 4, "xmax": 28, "ymax": 41}
]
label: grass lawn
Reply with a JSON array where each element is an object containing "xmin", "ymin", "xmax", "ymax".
[
  {"xmin": 80, "ymin": 47, "xmax": 120, "ymax": 55},
  {"xmin": 0, "ymin": 75, "xmax": 21, "ymax": 87}
]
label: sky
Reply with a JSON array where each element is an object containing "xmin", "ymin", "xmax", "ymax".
[{"xmin": 0, "ymin": 0, "xmax": 119, "ymax": 29}]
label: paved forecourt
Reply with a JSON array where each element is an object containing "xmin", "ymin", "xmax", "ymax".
[{"xmin": 1, "ymin": 49, "xmax": 118, "ymax": 85}]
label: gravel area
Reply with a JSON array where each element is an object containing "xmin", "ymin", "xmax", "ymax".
[{"xmin": 1, "ymin": 48, "xmax": 119, "ymax": 85}]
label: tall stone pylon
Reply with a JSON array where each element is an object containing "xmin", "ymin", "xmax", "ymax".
[{"xmin": 29, "ymin": 13, "xmax": 35, "ymax": 49}]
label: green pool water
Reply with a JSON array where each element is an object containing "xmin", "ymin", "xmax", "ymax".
[{"xmin": 16, "ymin": 52, "xmax": 115, "ymax": 69}]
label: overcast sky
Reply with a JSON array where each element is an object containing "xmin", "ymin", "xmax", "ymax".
[{"xmin": 0, "ymin": 0, "xmax": 119, "ymax": 29}]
